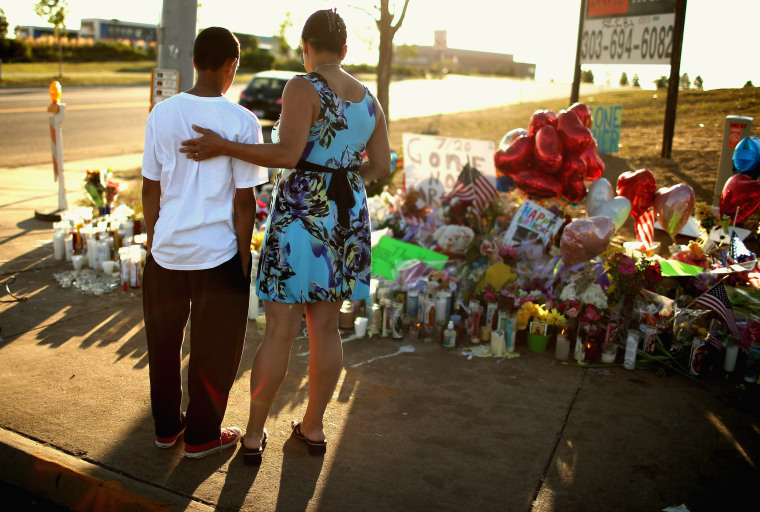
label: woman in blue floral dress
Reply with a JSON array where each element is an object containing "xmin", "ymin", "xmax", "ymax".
[{"xmin": 181, "ymin": 9, "xmax": 390, "ymax": 462}]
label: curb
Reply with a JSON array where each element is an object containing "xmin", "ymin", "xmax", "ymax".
[{"xmin": 0, "ymin": 428, "xmax": 212, "ymax": 512}]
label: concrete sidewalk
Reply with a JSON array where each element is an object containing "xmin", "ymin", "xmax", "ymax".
[{"xmin": 0, "ymin": 155, "xmax": 759, "ymax": 512}]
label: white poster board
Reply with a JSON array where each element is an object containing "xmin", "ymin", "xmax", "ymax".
[{"xmin": 402, "ymin": 133, "xmax": 495, "ymax": 206}]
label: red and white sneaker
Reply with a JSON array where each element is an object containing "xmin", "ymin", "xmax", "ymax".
[
  {"xmin": 155, "ymin": 413, "xmax": 187, "ymax": 448},
  {"xmin": 184, "ymin": 427, "xmax": 242, "ymax": 459}
]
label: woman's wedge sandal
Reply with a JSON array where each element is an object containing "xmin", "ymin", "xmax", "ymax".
[{"xmin": 291, "ymin": 421, "xmax": 327, "ymax": 456}]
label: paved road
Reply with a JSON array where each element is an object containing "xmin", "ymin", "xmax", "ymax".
[{"xmin": 0, "ymin": 77, "xmax": 607, "ymax": 169}]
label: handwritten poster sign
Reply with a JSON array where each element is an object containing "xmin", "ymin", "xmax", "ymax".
[
  {"xmin": 591, "ymin": 105, "xmax": 622, "ymax": 154},
  {"xmin": 371, "ymin": 235, "xmax": 448, "ymax": 280},
  {"xmin": 503, "ymin": 200, "xmax": 563, "ymax": 246},
  {"xmin": 402, "ymin": 133, "xmax": 496, "ymax": 206}
]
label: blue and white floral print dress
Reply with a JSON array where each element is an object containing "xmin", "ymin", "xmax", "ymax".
[{"xmin": 256, "ymin": 72, "xmax": 377, "ymax": 303}]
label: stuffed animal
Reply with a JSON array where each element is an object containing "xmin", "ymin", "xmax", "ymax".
[
  {"xmin": 401, "ymin": 188, "xmax": 431, "ymax": 220},
  {"xmin": 431, "ymin": 225, "xmax": 475, "ymax": 255},
  {"xmin": 426, "ymin": 270, "xmax": 459, "ymax": 291}
]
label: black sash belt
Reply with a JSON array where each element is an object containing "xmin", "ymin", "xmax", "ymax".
[{"xmin": 295, "ymin": 159, "xmax": 359, "ymax": 228}]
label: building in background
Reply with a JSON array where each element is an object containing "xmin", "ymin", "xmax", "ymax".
[
  {"xmin": 15, "ymin": 26, "xmax": 79, "ymax": 39},
  {"xmin": 78, "ymin": 19, "xmax": 157, "ymax": 46},
  {"xmin": 395, "ymin": 44, "xmax": 535, "ymax": 78},
  {"xmin": 16, "ymin": 19, "xmax": 270, "ymax": 53}
]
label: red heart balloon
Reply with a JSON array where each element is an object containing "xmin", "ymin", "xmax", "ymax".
[
  {"xmin": 528, "ymin": 110, "xmax": 558, "ymax": 137},
  {"xmin": 580, "ymin": 140, "xmax": 605, "ymax": 181},
  {"xmin": 514, "ymin": 170, "xmax": 563, "ymax": 198},
  {"xmin": 616, "ymin": 169, "xmax": 656, "ymax": 218},
  {"xmin": 561, "ymin": 179, "xmax": 587, "ymax": 204},
  {"xmin": 557, "ymin": 155, "xmax": 587, "ymax": 182},
  {"xmin": 534, "ymin": 125, "xmax": 563, "ymax": 174},
  {"xmin": 568, "ymin": 102, "xmax": 593, "ymax": 128},
  {"xmin": 560, "ymin": 216, "xmax": 616, "ymax": 267},
  {"xmin": 720, "ymin": 174, "xmax": 760, "ymax": 222},
  {"xmin": 557, "ymin": 110, "xmax": 593, "ymax": 153},
  {"xmin": 653, "ymin": 184, "xmax": 695, "ymax": 240},
  {"xmin": 494, "ymin": 135, "xmax": 534, "ymax": 177}
]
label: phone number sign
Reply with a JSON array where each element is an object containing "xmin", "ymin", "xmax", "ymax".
[{"xmin": 581, "ymin": 0, "xmax": 677, "ymax": 65}]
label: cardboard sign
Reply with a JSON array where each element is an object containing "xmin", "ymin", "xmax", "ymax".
[
  {"xmin": 371, "ymin": 235, "xmax": 448, "ymax": 280},
  {"xmin": 591, "ymin": 105, "xmax": 621, "ymax": 154},
  {"xmin": 503, "ymin": 200, "xmax": 563, "ymax": 246},
  {"xmin": 402, "ymin": 133, "xmax": 495, "ymax": 206}
]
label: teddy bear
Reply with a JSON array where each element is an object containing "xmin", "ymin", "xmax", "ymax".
[
  {"xmin": 426, "ymin": 269, "xmax": 459, "ymax": 292},
  {"xmin": 431, "ymin": 225, "xmax": 475, "ymax": 256}
]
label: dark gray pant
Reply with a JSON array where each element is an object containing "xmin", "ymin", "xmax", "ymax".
[{"xmin": 143, "ymin": 252, "xmax": 250, "ymax": 446}]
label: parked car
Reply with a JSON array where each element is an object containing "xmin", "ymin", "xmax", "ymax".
[{"xmin": 238, "ymin": 70, "xmax": 298, "ymax": 121}]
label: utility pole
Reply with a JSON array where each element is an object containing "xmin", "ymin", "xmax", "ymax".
[
  {"xmin": 570, "ymin": 0, "xmax": 586, "ymax": 105},
  {"xmin": 157, "ymin": 0, "xmax": 197, "ymax": 93},
  {"xmin": 661, "ymin": 0, "xmax": 687, "ymax": 159}
]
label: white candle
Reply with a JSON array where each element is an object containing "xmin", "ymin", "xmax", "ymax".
[
  {"xmin": 53, "ymin": 230, "xmax": 65, "ymax": 260},
  {"xmin": 435, "ymin": 294, "xmax": 447, "ymax": 325},
  {"xmin": 724, "ymin": 344, "xmax": 739, "ymax": 372},
  {"xmin": 491, "ymin": 330, "xmax": 506, "ymax": 357},
  {"xmin": 64, "ymin": 235, "xmax": 73, "ymax": 261},
  {"xmin": 555, "ymin": 333, "xmax": 570, "ymax": 361}
]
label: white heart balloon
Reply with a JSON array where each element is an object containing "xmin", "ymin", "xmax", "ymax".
[
  {"xmin": 595, "ymin": 196, "xmax": 632, "ymax": 231},
  {"xmin": 585, "ymin": 178, "xmax": 614, "ymax": 217}
]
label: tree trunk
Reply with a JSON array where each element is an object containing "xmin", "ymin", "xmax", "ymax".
[
  {"xmin": 374, "ymin": 0, "xmax": 409, "ymax": 128},
  {"xmin": 376, "ymin": 22, "xmax": 393, "ymax": 124},
  {"xmin": 58, "ymin": 38, "xmax": 62, "ymax": 78}
]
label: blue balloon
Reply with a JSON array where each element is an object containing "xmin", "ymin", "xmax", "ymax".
[{"xmin": 733, "ymin": 136, "xmax": 760, "ymax": 179}]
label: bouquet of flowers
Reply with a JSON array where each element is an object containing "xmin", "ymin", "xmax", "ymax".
[
  {"xmin": 604, "ymin": 251, "xmax": 663, "ymax": 312},
  {"xmin": 516, "ymin": 300, "xmax": 566, "ymax": 332},
  {"xmin": 84, "ymin": 169, "xmax": 121, "ymax": 215}
]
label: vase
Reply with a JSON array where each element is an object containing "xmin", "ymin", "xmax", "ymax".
[{"xmin": 527, "ymin": 332, "xmax": 551, "ymax": 352}]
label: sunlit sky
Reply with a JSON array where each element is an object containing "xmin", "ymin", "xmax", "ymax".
[{"xmin": 4, "ymin": 0, "xmax": 760, "ymax": 90}]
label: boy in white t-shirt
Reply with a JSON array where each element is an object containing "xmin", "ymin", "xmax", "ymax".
[{"xmin": 141, "ymin": 27, "xmax": 267, "ymax": 459}]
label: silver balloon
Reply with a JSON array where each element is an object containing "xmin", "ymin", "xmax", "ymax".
[
  {"xmin": 499, "ymin": 128, "xmax": 528, "ymax": 150},
  {"xmin": 585, "ymin": 178, "xmax": 613, "ymax": 217},
  {"xmin": 595, "ymin": 196, "xmax": 632, "ymax": 231}
]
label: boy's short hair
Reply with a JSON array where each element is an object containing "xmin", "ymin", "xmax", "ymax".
[{"xmin": 194, "ymin": 27, "xmax": 240, "ymax": 71}]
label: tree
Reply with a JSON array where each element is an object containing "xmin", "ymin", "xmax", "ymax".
[
  {"xmin": 693, "ymin": 75, "xmax": 703, "ymax": 90},
  {"xmin": 679, "ymin": 73, "xmax": 690, "ymax": 90},
  {"xmin": 0, "ymin": 8, "xmax": 9, "ymax": 39},
  {"xmin": 631, "ymin": 74, "xmax": 640, "ymax": 87},
  {"xmin": 273, "ymin": 12, "xmax": 293, "ymax": 60},
  {"xmin": 34, "ymin": 0, "xmax": 68, "ymax": 78},
  {"xmin": 654, "ymin": 76, "xmax": 668, "ymax": 89},
  {"xmin": 744, "ymin": 80, "xmax": 754, "ymax": 88},
  {"xmin": 373, "ymin": 0, "xmax": 410, "ymax": 124},
  {"xmin": 619, "ymin": 72, "xmax": 628, "ymax": 86},
  {"xmin": 580, "ymin": 69, "xmax": 594, "ymax": 84}
]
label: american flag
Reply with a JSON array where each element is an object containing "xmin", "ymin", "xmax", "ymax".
[
  {"xmin": 441, "ymin": 162, "xmax": 498, "ymax": 215},
  {"xmin": 635, "ymin": 208, "xmax": 656, "ymax": 249},
  {"xmin": 696, "ymin": 282, "xmax": 741, "ymax": 344},
  {"xmin": 705, "ymin": 319, "xmax": 722, "ymax": 352}
]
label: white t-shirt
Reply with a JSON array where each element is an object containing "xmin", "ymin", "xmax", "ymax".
[{"xmin": 142, "ymin": 92, "xmax": 268, "ymax": 270}]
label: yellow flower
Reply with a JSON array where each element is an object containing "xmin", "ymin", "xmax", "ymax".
[{"xmin": 516, "ymin": 309, "xmax": 532, "ymax": 331}]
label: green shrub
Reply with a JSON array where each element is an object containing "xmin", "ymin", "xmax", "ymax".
[{"xmin": 0, "ymin": 38, "xmax": 33, "ymax": 62}]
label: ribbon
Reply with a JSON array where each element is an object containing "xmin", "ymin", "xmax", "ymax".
[{"xmin": 296, "ymin": 159, "xmax": 359, "ymax": 228}]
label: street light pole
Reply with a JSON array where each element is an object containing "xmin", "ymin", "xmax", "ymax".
[{"xmin": 157, "ymin": 0, "xmax": 197, "ymax": 93}]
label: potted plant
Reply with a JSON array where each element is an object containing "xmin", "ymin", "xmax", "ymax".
[{"xmin": 516, "ymin": 301, "xmax": 567, "ymax": 352}]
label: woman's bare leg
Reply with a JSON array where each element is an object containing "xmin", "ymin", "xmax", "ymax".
[
  {"xmin": 244, "ymin": 300, "xmax": 304, "ymax": 449},
  {"xmin": 297, "ymin": 300, "xmax": 343, "ymax": 442}
]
